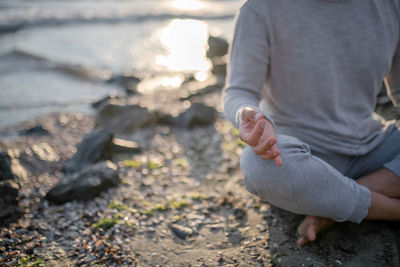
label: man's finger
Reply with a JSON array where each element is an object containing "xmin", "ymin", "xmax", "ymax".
[
  {"xmin": 270, "ymin": 144, "xmax": 283, "ymax": 166},
  {"xmin": 259, "ymin": 148, "xmax": 280, "ymax": 159},
  {"xmin": 242, "ymin": 120, "xmax": 266, "ymax": 146},
  {"xmin": 252, "ymin": 137, "xmax": 277, "ymax": 154},
  {"xmin": 258, "ymin": 144, "xmax": 283, "ymax": 166},
  {"xmin": 274, "ymin": 155, "xmax": 283, "ymax": 166}
]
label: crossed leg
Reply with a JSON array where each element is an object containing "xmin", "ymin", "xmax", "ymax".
[{"xmin": 297, "ymin": 168, "xmax": 400, "ymax": 245}]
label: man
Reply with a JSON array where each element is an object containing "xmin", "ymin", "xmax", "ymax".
[{"xmin": 223, "ymin": 0, "xmax": 400, "ymax": 246}]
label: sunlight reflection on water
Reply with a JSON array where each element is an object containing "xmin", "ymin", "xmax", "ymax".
[
  {"xmin": 137, "ymin": 75, "xmax": 184, "ymax": 93},
  {"xmin": 156, "ymin": 19, "xmax": 211, "ymax": 74},
  {"xmin": 0, "ymin": 0, "xmax": 241, "ymax": 129}
]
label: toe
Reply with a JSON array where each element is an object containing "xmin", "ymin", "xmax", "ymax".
[
  {"xmin": 297, "ymin": 236, "xmax": 309, "ymax": 246},
  {"xmin": 306, "ymin": 226, "xmax": 317, "ymax": 241},
  {"xmin": 297, "ymin": 217, "xmax": 310, "ymax": 235}
]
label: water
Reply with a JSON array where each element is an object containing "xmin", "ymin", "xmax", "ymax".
[{"xmin": 0, "ymin": 0, "xmax": 242, "ymax": 130}]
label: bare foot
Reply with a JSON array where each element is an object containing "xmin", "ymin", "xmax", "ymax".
[{"xmin": 297, "ymin": 215, "xmax": 335, "ymax": 246}]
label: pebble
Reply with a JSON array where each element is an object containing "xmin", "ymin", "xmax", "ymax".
[
  {"xmin": 6, "ymin": 100, "xmax": 386, "ymax": 266},
  {"xmin": 169, "ymin": 224, "xmax": 194, "ymax": 239}
]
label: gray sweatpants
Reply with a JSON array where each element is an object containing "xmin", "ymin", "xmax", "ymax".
[{"xmin": 241, "ymin": 127, "xmax": 400, "ymax": 223}]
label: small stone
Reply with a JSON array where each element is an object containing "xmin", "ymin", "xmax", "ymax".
[
  {"xmin": 169, "ymin": 224, "xmax": 193, "ymax": 239},
  {"xmin": 233, "ymin": 208, "xmax": 247, "ymax": 220}
]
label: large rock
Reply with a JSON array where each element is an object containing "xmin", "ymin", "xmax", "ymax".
[
  {"xmin": 18, "ymin": 124, "xmax": 50, "ymax": 136},
  {"xmin": 64, "ymin": 129, "xmax": 113, "ymax": 174},
  {"xmin": 211, "ymin": 56, "xmax": 227, "ymax": 77},
  {"xmin": 0, "ymin": 151, "xmax": 14, "ymax": 180},
  {"xmin": 95, "ymin": 103, "xmax": 158, "ymax": 134},
  {"xmin": 207, "ymin": 35, "xmax": 229, "ymax": 59},
  {"xmin": 162, "ymin": 103, "xmax": 218, "ymax": 129},
  {"xmin": 46, "ymin": 161, "xmax": 120, "ymax": 204},
  {"xmin": 0, "ymin": 180, "xmax": 21, "ymax": 226},
  {"xmin": 0, "ymin": 151, "xmax": 24, "ymax": 225}
]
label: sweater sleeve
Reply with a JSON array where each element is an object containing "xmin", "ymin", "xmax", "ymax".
[
  {"xmin": 222, "ymin": 3, "xmax": 272, "ymax": 128},
  {"xmin": 386, "ymin": 46, "xmax": 400, "ymax": 106}
]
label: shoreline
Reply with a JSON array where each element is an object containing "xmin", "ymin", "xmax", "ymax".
[{"xmin": 1, "ymin": 34, "xmax": 400, "ymax": 265}]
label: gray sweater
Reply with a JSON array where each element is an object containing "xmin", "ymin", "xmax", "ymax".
[{"xmin": 223, "ymin": 0, "xmax": 400, "ymax": 155}]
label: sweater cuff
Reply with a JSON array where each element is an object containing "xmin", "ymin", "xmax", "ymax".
[{"xmin": 236, "ymin": 106, "xmax": 275, "ymax": 129}]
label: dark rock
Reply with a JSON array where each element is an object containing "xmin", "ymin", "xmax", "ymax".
[
  {"xmin": 0, "ymin": 180, "xmax": 21, "ymax": 226},
  {"xmin": 169, "ymin": 224, "xmax": 194, "ymax": 239},
  {"xmin": 207, "ymin": 35, "xmax": 229, "ymax": 59},
  {"xmin": 233, "ymin": 208, "xmax": 247, "ymax": 220},
  {"xmin": 212, "ymin": 62, "xmax": 227, "ymax": 76},
  {"xmin": 110, "ymin": 138, "xmax": 141, "ymax": 154},
  {"xmin": 210, "ymin": 55, "xmax": 227, "ymax": 77},
  {"xmin": 64, "ymin": 129, "xmax": 113, "ymax": 174},
  {"xmin": 46, "ymin": 161, "xmax": 120, "ymax": 204},
  {"xmin": 0, "ymin": 151, "xmax": 15, "ymax": 180},
  {"xmin": 18, "ymin": 125, "xmax": 50, "ymax": 136},
  {"xmin": 95, "ymin": 103, "xmax": 158, "ymax": 134},
  {"xmin": 163, "ymin": 103, "xmax": 218, "ymax": 129},
  {"xmin": 0, "ymin": 180, "xmax": 19, "ymax": 205},
  {"xmin": 107, "ymin": 74, "xmax": 141, "ymax": 94},
  {"xmin": 207, "ymin": 223, "xmax": 224, "ymax": 233}
]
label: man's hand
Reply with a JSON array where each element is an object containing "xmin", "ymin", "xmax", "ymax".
[{"xmin": 239, "ymin": 108, "xmax": 283, "ymax": 166}]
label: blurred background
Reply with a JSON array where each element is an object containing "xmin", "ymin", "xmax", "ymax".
[{"xmin": 0, "ymin": 0, "xmax": 242, "ymax": 130}]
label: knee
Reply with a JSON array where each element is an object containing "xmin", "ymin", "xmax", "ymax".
[
  {"xmin": 240, "ymin": 145, "xmax": 270, "ymax": 197},
  {"xmin": 240, "ymin": 135, "xmax": 311, "ymax": 203}
]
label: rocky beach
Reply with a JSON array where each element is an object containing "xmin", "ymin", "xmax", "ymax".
[
  {"xmin": 1, "ymin": 32, "xmax": 400, "ymax": 266},
  {"xmin": 2, "ymin": 0, "xmax": 400, "ymax": 266}
]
